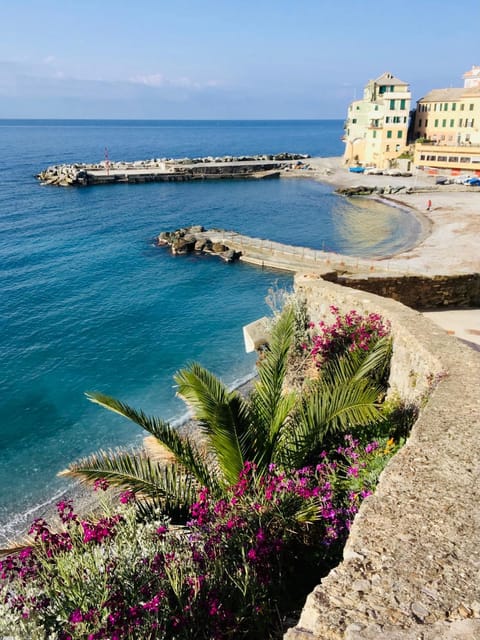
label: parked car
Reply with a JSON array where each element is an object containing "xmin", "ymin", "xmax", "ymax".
[
  {"xmin": 364, "ymin": 167, "xmax": 383, "ymax": 175},
  {"xmin": 383, "ymin": 169, "xmax": 402, "ymax": 176},
  {"xmin": 464, "ymin": 177, "xmax": 480, "ymax": 186},
  {"xmin": 349, "ymin": 166, "xmax": 365, "ymax": 173}
]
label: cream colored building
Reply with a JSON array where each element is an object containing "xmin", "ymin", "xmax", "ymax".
[
  {"xmin": 343, "ymin": 72, "xmax": 411, "ymax": 169},
  {"xmin": 413, "ymin": 66, "xmax": 480, "ymax": 173}
]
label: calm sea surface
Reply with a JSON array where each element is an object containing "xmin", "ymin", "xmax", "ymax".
[{"xmin": 0, "ymin": 120, "xmax": 421, "ymax": 539}]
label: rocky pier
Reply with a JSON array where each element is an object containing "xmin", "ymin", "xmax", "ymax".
[
  {"xmin": 36, "ymin": 152, "xmax": 310, "ymax": 187},
  {"xmin": 157, "ymin": 226, "xmax": 242, "ymax": 263}
]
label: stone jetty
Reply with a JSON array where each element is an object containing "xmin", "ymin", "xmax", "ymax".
[
  {"xmin": 36, "ymin": 152, "xmax": 309, "ymax": 187},
  {"xmin": 157, "ymin": 226, "xmax": 242, "ymax": 263}
]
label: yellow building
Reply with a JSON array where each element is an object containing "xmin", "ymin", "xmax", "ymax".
[
  {"xmin": 413, "ymin": 66, "xmax": 480, "ymax": 174},
  {"xmin": 343, "ymin": 72, "xmax": 411, "ymax": 170}
]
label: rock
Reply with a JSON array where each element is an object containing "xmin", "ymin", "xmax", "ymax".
[
  {"xmin": 212, "ymin": 242, "xmax": 228, "ymax": 253},
  {"xmin": 171, "ymin": 238, "xmax": 196, "ymax": 254},
  {"xmin": 411, "ymin": 600, "xmax": 429, "ymax": 622},
  {"xmin": 189, "ymin": 225, "xmax": 204, "ymax": 233},
  {"xmin": 352, "ymin": 579, "xmax": 371, "ymax": 593},
  {"xmin": 220, "ymin": 249, "xmax": 239, "ymax": 263},
  {"xmin": 194, "ymin": 239, "xmax": 207, "ymax": 251}
]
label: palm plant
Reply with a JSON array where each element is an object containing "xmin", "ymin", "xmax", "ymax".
[{"xmin": 62, "ymin": 305, "xmax": 390, "ymax": 521}]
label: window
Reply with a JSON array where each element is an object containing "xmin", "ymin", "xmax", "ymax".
[
  {"xmin": 460, "ymin": 157, "xmax": 471, "ymax": 163},
  {"xmin": 386, "ymin": 145, "xmax": 390, "ymax": 151},
  {"xmin": 442, "ymin": 119, "xmax": 447, "ymax": 127},
  {"xmin": 395, "ymin": 144, "xmax": 401, "ymax": 151},
  {"xmin": 385, "ymin": 116, "xmax": 390, "ymax": 123},
  {"xmin": 439, "ymin": 104, "xmax": 443, "ymax": 111},
  {"xmin": 444, "ymin": 103, "xmax": 448, "ymax": 110},
  {"xmin": 397, "ymin": 130, "xmax": 403, "ymax": 138},
  {"xmin": 459, "ymin": 119, "xmax": 463, "ymax": 127},
  {"xmin": 418, "ymin": 119, "xmax": 422, "ymax": 127},
  {"xmin": 420, "ymin": 154, "xmax": 426, "ymax": 160},
  {"xmin": 469, "ymin": 104, "xmax": 474, "ymax": 111},
  {"xmin": 450, "ymin": 119, "xmax": 454, "ymax": 127},
  {"xmin": 387, "ymin": 130, "xmax": 392, "ymax": 138},
  {"xmin": 434, "ymin": 119, "xmax": 439, "ymax": 127},
  {"xmin": 425, "ymin": 119, "xmax": 428, "ymax": 126},
  {"xmin": 390, "ymin": 85, "xmax": 394, "ymax": 92},
  {"xmin": 352, "ymin": 118, "xmax": 357, "ymax": 123},
  {"xmin": 452, "ymin": 103, "xmax": 456, "ymax": 111},
  {"xmin": 400, "ymin": 99, "xmax": 406, "ymax": 109},
  {"xmin": 460, "ymin": 103, "xmax": 465, "ymax": 111},
  {"xmin": 448, "ymin": 157, "xmax": 459, "ymax": 162},
  {"xmin": 434, "ymin": 104, "xmax": 438, "ymax": 111},
  {"xmin": 390, "ymin": 99, "xmax": 395, "ymax": 110},
  {"xmin": 437, "ymin": 156, "xmax": 447, "ymax": 161},
  {"xmin": 373, "ymin": 130, "xmax": 377, "ymax": 138}
]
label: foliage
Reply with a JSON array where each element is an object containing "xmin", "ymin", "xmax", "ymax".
[
  {"xmin": 61, "ymin": 305, "xmax": 389, "ymax": 522},
  {"xmin": 0, "ymin": 437, "xmax": 396, "ymax": 640}
]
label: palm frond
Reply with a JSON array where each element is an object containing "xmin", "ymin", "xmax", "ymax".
[
  {"xmin": 59, "ymin": 449, "xmax": 198, "ymax": 521},
  {"xmin": 250, "ymin": 304, "xmax": 297, "ymax": 441},
  {"xmin": 174, "ymin": 363, "xmax": 251, "ymax": 486},
  {"xmin": 320, "ymin": 336, "xmax": 392, "ymax": 389},
  {"xmin": 285, "ymin": 379, "xmax": 382, "ymax": 467},
  {"xmin": 85, "ymin": 393, "xmax": 217, "ymax": 492}
]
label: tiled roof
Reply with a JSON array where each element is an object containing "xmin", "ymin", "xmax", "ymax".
[
  {"xmin": 418, "ymin": 88, "xmax": 465, "ymax": 102},
  {"xmin": 374, "ymin": 72, "xmax": 408, "ymax": 86}
]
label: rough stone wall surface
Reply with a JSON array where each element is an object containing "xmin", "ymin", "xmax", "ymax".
[
  {"xmin": 324, "ymin": 273, "xmax": 480, "ymax": 310},
  {"xmin": 285, "ymin": 274, "xmax": 480, "ymax": 640}
]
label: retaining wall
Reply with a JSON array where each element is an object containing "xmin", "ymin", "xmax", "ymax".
[
  {"xmin": 285, "ymin": 273, "xmax": 480, "ymax": 640},
  {"xmin": 323, "ymin": 272, "xmax": 480, "ymax": 310}
]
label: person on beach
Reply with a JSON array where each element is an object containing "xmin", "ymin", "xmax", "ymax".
[{"xmin": 427, "ymin": 199, "xmax": 432, "ymax": 211}]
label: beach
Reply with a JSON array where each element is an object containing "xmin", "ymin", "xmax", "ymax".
[{"xmin": 3, "ymin": 146, "xmax": 479, "ymax": 544}]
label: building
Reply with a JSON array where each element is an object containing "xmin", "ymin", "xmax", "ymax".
[
  {"xmin": 412, "ymin": 66, "xmax": 480, "ymax": 174},
  {"xmin": 343, "ymin": 72, "xmax": 411, "ymax": 170}
]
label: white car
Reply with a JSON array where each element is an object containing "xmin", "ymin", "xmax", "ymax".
[{"xmin": 364, "ymin": 167, "xmax": 383, "ymax": 175}]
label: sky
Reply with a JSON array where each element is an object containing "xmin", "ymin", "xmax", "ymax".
[{"xmin": 1, "ymin": 0, "xmax": 479, "ymax": 119}]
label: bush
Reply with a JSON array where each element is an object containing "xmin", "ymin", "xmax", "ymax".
[{"xmin": 0, "ymin": 437, "xmax": 396, "ymax": 640}]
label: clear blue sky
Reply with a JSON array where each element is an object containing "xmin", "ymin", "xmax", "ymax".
[{"xmin": 1, "ymin": 0, "xmax": 479, "ymax": 119}]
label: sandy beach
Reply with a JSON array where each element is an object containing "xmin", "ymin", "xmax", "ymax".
[
  {"xmin": 295, "ymin": 156, "xmax": 480, "ymax": 275},
  {"xmin": 298, "ymin": 157, "xmax": 480, "ymax": 348}
]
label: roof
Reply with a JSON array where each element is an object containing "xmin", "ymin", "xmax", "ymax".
[
  {"xmin": 418, "ymin": 88, "xmax": 465, "ymax": 102},
  {"xmin": 374, "ymin": 72, "xmax": 408, "ymax": 86}
]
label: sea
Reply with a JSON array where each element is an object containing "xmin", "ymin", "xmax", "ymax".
[{"xmin": 0, "ymin": 119, "xmax": 421, "ymax": 541}]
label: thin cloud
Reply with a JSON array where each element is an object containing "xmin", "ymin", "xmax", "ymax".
[{"xmin": 129, "ymin": 73, "xmax": 220, "ymax": 90}]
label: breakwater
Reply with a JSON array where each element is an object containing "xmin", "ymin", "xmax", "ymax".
[
  {"xmin": 158, "ymin": 227, "xmax": 480, "ymax": 309},
  {"xmin": 36, "ymin": 152, "xmax": 309, "ymax": 186}
]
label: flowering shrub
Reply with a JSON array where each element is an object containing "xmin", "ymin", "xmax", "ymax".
[
  {"xmin": 0, "ymin": 436, "xmax": 397, "ymax": 640},
  {"xmin": 303, "ymin": 305, "xmax": 391, "ymax": 368}
]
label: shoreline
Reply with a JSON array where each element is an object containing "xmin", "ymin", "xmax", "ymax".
[
  {"xmin": 0, "ymin": 374, "xmax": 259, "ymax": 546},
  {"xmin": 295, "ymin": 156, "xmax": 480, "ymax": 274},
  {"xmin": 3, "ymin": 156, "xmax": 479, "ymax": 545}
]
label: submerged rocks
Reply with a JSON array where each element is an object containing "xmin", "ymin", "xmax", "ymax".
[{"xmin": 157, "ymin": 227, "xmax": 241, "ymax": 264}]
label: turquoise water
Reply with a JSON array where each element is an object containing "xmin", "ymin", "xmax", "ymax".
[{"xmin": 0, "ymin": 120, "xmax": 421, "ymax": 539}]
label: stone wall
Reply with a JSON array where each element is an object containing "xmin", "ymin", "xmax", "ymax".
[
  {"xmin": 285, "ymin": 273, "xmax": 480, "ymax": 640},
  {"xmin": 323, "ymin": 272, "xmax": 480, "ymax": 310}
]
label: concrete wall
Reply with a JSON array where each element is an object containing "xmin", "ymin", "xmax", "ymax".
[{"xmin": 285, "ymin": 273, "xmax": 480, "ymax": 640}]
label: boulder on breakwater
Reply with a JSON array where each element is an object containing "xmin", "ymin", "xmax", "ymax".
[{"xmin": 157, "ymin": 227, "xmax": 241, "ymax": 263}]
